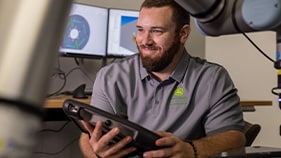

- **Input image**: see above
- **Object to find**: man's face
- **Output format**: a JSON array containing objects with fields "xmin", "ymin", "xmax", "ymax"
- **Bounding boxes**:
[{"xmin": 136, "ymin": 6, "xmax": 181, "ymax": 72}]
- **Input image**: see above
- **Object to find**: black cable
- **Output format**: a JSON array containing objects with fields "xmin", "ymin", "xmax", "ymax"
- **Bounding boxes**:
[
  {"xmin": 46, "ymin": 72, "xmax": 67, "ymax": 98},
  {"xmin": 33, "ymin": 137, "xmax": 80, "ymax": 156},
  {"xmin": 241, "ymin": 32, "xmax": 275, "ymax": 63},
  {"xmin": 231, "ymin": 0, "xmax": 275, "ymax": 63},
  {"xmin": 47, "ymin": 66, "xmax": 82, "ymax": 98},
  {"xmin": 38, "ymin": 121, "xmax": 70, "ymax": 133},
  {"xmin": 75, "ymin": 58, "xmax": 95, "ymax": 84},
  {"xmin": 47, "ymin": 73, "xmax": 67, "ymax": 98},
  {"xmin": 34, "ymin": 121, "xmax": 79, "ymax": 156},
  {"xmin": 74, "ymin": 57, "xmax": 79, "ymax": 65},
  {"xmin": 65, "ymin": 66, "xmax": 81, "ymax": 77},
  {"xmin": 231, "ymin": 1, "xmax": 280, "ymax": 97}
]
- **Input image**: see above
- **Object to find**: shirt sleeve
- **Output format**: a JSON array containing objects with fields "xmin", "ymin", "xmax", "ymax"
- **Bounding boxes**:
[
  {"xmin": 204, "ymin": 66, "xmax": 244, "ymax": 135},
  {"xmin": 90, "ymin": 69, "xmax": 116, "ymax": 114}
]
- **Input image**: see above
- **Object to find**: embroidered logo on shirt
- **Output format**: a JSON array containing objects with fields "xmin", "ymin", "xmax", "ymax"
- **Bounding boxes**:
[
  {"xmin": 174, "ymin": 88, "xmax": 184, "ymax": 96},
  {"xmin": 170, "ymin": 88, "xmax": 187, "ymax": 106}
]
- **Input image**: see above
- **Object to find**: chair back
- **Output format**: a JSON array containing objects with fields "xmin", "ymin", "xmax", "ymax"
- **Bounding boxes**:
[{"xmin": 244, "ymin": 121, "xmax": 261, "ymax": 146}]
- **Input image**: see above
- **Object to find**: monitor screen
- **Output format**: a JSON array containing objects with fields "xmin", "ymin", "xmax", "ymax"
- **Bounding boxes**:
[
  {"xmin": 107, "ymin": 8, "xmax": 139, "ymax": 57},
  {"xmin": 59, "ymin": 3, "xmax": 108, "ymax": 58}
]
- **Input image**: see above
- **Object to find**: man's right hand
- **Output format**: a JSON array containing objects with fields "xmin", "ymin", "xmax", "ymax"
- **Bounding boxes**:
[{"xmin": 82, "ymin": 121, "xmax": 137, "ymax": 158}]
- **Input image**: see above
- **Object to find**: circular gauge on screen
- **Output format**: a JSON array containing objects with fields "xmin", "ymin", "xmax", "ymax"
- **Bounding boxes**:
[{"xmin": 61, "ymin": 14, "xmax": 90, "ymax": 50}]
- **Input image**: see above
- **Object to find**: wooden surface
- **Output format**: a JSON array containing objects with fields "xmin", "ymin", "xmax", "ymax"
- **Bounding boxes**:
[
  {"xmin": 44, "ymin": 95, "xmax": 272, "ymax": 108},
  {"xmin": 45, "ymin": 95, "xmax": 91, "ymax": 108},
  {"xmin": 240, "ymin": 100, "xmax": 272, "ymax": 106}
]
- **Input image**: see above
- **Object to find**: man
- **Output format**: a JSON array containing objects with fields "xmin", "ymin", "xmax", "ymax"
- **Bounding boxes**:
[{"xmin": 80, "ymin": 0, "xmax": 246, "ymax": 157}]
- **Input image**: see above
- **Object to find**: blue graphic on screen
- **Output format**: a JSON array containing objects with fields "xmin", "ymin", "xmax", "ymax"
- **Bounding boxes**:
[
  {"xmin": 61, "ymin": 14, "xmax": 90, "ymax": 49},
  {"xmin": 120, "ymin": 16, "xmax": 138, "ymax": 53},
  {"xmin": 121, "ymin": 16, "xmax": 138, "ymax": 25}
]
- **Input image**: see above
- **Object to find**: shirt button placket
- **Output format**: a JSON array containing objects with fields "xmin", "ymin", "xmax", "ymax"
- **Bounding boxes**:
[{"xmin": 154, "ymin": 86, "xmax": 161, "ymax": 106}]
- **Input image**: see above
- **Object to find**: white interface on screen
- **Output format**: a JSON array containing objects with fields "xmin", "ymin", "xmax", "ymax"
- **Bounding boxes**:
[{"xmin": 107, "ymin": 9, "xmax": 139, "ymax": 57}]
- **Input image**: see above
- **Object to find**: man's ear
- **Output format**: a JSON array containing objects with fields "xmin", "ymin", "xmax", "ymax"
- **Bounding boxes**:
[{"xmin": 180, "ymin": 24, "xmax": 191, "ymax": 43}]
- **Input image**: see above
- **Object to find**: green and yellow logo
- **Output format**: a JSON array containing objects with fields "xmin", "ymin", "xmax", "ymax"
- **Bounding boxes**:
[{"xmin": 174, "ymin": 88, "xmax": 184, "ymax": 96}]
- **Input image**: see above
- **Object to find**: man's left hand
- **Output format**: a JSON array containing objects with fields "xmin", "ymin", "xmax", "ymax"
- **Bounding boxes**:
[{"xmin": 143, "ymin": 131, "xmax": 195, "ymax": 158}]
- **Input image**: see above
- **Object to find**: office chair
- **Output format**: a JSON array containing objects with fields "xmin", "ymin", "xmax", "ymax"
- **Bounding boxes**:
[{"xmin": 244, "ymin": 121, "xmax": 261, "ymax": 146}]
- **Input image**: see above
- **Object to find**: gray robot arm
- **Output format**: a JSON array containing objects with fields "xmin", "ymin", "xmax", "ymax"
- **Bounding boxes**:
[
  {"xmin": 175, "ymin": 0, "xmax": 281, "ymax": 36},
  {"xmin": 175, "ymin": 0, "xmax": 281, "ymax": 105}
]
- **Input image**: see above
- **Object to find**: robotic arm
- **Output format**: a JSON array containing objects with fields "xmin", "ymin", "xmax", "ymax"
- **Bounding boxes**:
[
  {"xmin": 174, "ymin": 0, "xmax": 281, "ymax": 64},
  {"xmin": 175, "ymin": 0, "xmax": 281, "ymax": 36},
  {"xmin": 175, "ymin": 0, "xmax": 281, "ymax": 104},
  {"xmin": 175, "ymin": 0, "xmax": 281, "ymax": 63}
]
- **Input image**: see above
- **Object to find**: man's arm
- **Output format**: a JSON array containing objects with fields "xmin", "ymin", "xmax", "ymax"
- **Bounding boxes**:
[
  {"xmin": 143, "ymin": 129, "xmax": 245, "ymax": 158},
  {"xmin": 193, "ymin": 130, "xmax": 246, "ymax": 158}
]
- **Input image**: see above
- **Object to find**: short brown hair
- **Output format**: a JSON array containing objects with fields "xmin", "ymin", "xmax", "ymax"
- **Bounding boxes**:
[{"xmin": 140, "ymin": 0, "xmax": 190, "ymax": 30}]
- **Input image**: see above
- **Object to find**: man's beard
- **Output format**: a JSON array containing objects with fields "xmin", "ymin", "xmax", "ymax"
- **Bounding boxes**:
[{"xmin": 138, "ymin": 35, "xmax": 181, "ymax": 72}]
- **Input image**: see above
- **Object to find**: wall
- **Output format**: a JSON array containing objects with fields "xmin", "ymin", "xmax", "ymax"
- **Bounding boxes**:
[{"xmin": 205, "ymin": 31, "xmax": 281, "ymax": 147}]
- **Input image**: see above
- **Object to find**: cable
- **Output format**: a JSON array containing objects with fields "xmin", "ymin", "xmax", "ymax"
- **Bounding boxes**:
[
  {"xmin": 34, "ymin": 121, "xmax": 79, "ymax": 156},
  {"xmin": 47, "ymin": 73, "xmax": 67, "ymax": 98},
  {"xmin": 38, "ymin": 121, "xmax": 70, "ymax": 133},
  {"xmin": 47, "ymin": 66, "xmax": 81, "ymax": 98},
  {"xmin": 231, "ymin": 0, "xmax": 275, "ymax": 63},
  {"xmin": 65, "ymin": 66, "xmax": 81, "ymax": 77},
  {"xmin": 231, "ymin": 0, "xmax": 281, "ymax": 98},
  {"xmin": 46, "ymin": 72, "xmax": 67, "ymax": 98},
  {"xmin": 241, "ymin": 32, "xmax": 275, "ymax": 63},
  {"xmin": 33, "ymin": 137, "xmax": 80, "ymax": 156},
  {"xmin": 75, "ymin": 58, "xmax": 95, "ymax": 84},
  {"xmin": 48, "ymin": 56, "xmax": 100, "ymax": 97}
]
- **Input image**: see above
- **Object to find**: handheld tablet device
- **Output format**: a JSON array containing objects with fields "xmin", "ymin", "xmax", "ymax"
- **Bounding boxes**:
[{"xmin": 62, "ymin": 99, "xmax": 162, "ymax": 156}]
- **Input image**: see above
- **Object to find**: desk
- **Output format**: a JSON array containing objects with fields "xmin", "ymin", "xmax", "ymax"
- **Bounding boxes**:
[
  {"xmin": 43, "ymin": 95, "xmax": 272, "ymax": 121},
  {"xmin": 45, "ymin": 95, "xmax": 91, "ymax": 108},
  {"xmin": 210, "ymin": 146, "xmax": 281, "ymax": 158},
  {"xmin": 43, "ymin": 95, "xmax": 90, "ymax": 121},
  {"xmin": 240, "ymin": 100, "xmax": 272, "ymax": 112}
]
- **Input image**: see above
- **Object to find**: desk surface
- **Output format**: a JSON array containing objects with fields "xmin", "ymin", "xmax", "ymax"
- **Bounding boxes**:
[
  {"xmin": 211, "ymin": 146, "xmax": 281, "ymax": 158},
  {"xmin": 44, "ymin": 95, "xmax": 272, "ymax": 108},
  {"xmin": 45, "ymin": 95, "xmax": 91, "ymax": 108}
]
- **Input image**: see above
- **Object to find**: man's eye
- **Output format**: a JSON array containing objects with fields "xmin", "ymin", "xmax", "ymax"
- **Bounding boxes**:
[
  {"xmin": 151, "ymin": 30, "xmax": 163, "ymax": 34},
  {"xmin": 137, "ymin": 29, "xmax": 144, "ymax": 33}
]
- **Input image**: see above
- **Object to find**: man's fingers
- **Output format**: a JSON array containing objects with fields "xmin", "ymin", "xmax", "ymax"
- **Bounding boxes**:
[
  {"xmin": 81, "ymin": 121, "xmax": 94, "ymax": 132},
  {"xmin": 91, "ymin": 121, "xmax": 103, "ymax": 141},
  {"xmin": 97, "ymin": 127, "xmax": 120, "ymax": 146},
  {"xmin": 103, "ymin": 136, "xmax": 136, "ymax": 157},
  {"xmin": 155, "ymin": 131, "xmax": 177, "ymax": 147}
]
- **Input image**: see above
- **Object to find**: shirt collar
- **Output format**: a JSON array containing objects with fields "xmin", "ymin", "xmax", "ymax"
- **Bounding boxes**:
[
  {"xmin": 139, "ymin": 56, "xmax": 149, "ymax": 80},
  {"xmin": 171, "ymin": 49, "xmax": 190, "ymax": 83},
  {"xmin": 139, "ymin": 49, "xmax": 190, "ymax": 82}
]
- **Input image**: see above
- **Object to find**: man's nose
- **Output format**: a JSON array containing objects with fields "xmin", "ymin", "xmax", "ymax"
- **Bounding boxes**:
[{"xmin": 140, "ymin": 32, "xmax": 153, "ymax": 45}]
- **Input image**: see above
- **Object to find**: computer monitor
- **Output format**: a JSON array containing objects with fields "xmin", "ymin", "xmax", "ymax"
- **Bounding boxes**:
[
  {"xmin": 107, "ymin": 8, "xmax": 139, "ymax": 57},
  {"xmin": 59, "ymin": 3, "xmax": 108, "ymax": 58}
]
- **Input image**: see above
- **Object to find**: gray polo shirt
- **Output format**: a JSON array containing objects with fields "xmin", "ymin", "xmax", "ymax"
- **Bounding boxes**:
[{"xmin": 91, "ymin": 50, "xmax": 244, "ymax": 141}]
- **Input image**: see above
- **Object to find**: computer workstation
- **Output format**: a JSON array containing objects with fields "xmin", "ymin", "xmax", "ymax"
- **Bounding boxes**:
[{"xmin": 59, "ymin": 3, "xmax": 139, "ymax": 59}]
